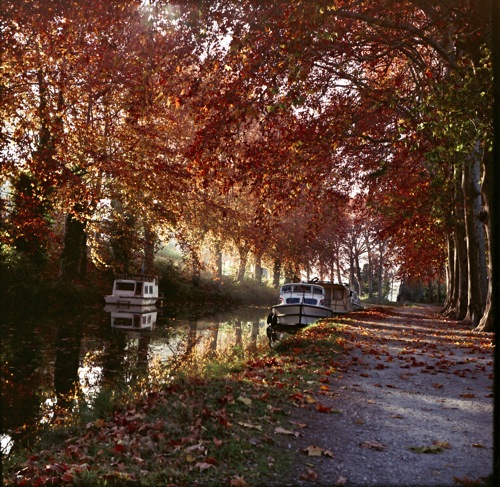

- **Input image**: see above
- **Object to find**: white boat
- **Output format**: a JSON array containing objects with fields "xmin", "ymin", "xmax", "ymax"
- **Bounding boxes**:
[
  {"xmin": 104, "ymin": 274, "xmax": 163, "ymax": 307},
  {"xmin": 269, "ymin": 283, "xmax": 334, "ymax": 326},
  {"xmin": 269, "ymin": 281, "xmax": 357, "ymax": 326},
  {"xmin": 350, "ymin": 289, "xmax": 362, "ymax": 309}
]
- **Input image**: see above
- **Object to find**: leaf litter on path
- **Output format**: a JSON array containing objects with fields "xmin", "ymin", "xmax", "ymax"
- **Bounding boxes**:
[{"xmin": 282, "ymin": 305, "xmax": 493, "ymax": 486}]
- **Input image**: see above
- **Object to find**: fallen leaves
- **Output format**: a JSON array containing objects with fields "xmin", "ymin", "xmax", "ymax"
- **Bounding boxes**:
[
  {"xmin": 302, "ymin": 445, "xmax": 334, "ymax": 458},
  {"xmin": 274, "ymin": 426, "xmax": 299, "ymax": 437},
  {"xmin": 360, "ymin": 440, "xmax": 385, "ymax": 451},
  {"xmin": 409, "ymin": 440, "xmax": 451, "ymax": 454},
  {"xmin": 230, "ymin": 476, "xmax": 251, "ymax": 487}
]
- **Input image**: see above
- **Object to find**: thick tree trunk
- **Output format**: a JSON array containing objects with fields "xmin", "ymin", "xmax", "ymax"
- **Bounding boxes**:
[
  {"xmin": 476, "ymin": 150, "xmax": 493, "ymax": 331},
  {"xmin": 462, "ymin": 146, "xmax": 488, "ymax": 324},
  {"xmin": 236, "ymin": 245, "xmax": 249, "ymax": 282},
  {"xmin": 444, "ymin": 165, "xmax": 468, "ymax": 321},
  {"xmin": 60, "ymin": 212, "xmax": 87, "ymax": 281}
]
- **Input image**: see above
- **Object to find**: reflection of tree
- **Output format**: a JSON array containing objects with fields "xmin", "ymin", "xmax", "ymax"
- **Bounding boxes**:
[
  {"xmin": 209, "ymin": 320, "xmax": 220, "ymax": 354},
  {"xmin": 54, "ymin": 316, "xmax": 83, "ymax": 409},
  {"xmin": 100, "ymin": 330, "xmax": 128, "ymax": 387},
  {"xmin": 130, "ymin": 333, "xmax": 151, "ymax": 384},
  {"xmin": 2, "ymin": 316, "xmax": 44, "ymax": 442},
  {"xmin": 235, "ymin": 320, "xmax": 242, "ymax": 348},
  {"xmin": 250, "ymin": 319, "xmax": 260, "ymax": 350},
  {"xmin": 184, "ymin": 321, "xmax": 198, "ymax": 358}
]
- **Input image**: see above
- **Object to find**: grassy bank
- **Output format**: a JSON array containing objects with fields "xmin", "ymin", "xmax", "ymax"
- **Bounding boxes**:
[{"xmin": 5, "ymin": 319, "xmax": 346, "ymax": 486}]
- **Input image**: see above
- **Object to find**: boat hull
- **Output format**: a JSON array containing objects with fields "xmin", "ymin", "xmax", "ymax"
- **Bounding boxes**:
[
  {"xmin": 104, "ymin": 295, "xmax": 159, "ymax": 307},
  {"xmin": 272, "ymin": 303, "xmax": 333, "ymax": 326}
]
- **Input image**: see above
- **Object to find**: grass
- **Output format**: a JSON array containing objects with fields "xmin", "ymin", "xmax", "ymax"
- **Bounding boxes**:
[{"xmin": 4, "ymin": 318, "xmax": 347, "ymax": 486}]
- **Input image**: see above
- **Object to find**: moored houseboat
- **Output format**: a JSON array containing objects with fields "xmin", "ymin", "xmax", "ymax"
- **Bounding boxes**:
[
  {"xmin": 268, "ymin": 280, "xmax": 359, "ymax": 327},
  {"xmin": 104, "ymin": 274, "xmax": 163, "ymax": 307}
]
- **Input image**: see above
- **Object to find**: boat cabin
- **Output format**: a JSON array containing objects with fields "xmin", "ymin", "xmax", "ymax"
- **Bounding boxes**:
[
  {"xmin": 105, "ymin": 273, "xmax": 162, "ymax": 307},
  {"xmin": 314, "ymin": 281, "xmax": 351, "ymax": 313},
  {"xmin": 279, "ymin": 283, "xmax": 326, "ymax": 306}
]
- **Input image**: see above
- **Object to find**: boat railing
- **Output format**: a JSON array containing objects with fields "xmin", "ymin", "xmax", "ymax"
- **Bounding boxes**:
[{"xmin": 115, "ymin": 273, "xmax": 161, "ymax": 284}]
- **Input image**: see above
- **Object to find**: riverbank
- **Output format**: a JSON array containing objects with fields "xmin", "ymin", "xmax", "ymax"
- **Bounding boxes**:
[{"xmin": 4, "ymin": 305, "xmax": 493, "ymax": 486}]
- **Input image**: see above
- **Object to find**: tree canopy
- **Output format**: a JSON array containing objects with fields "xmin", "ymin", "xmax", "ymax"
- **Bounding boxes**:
[{"xmin": 0, "ymin": 0, "xmax": 493, "ymax": 327}]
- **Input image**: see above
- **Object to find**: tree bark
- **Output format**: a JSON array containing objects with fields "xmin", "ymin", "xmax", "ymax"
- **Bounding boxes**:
[
  {"xmin": 236, "ymin": 244, "xmax": 249, "ymax": 282},
  {"xmin": 462, "ymin": 145, "xmax": 488, "ymax": 323},
  {"xmin": 142, "ymin": 224, "xmax": 155, "ymax": 274},
  {"xmin": 377, "ymin": 242, "xmax": 384, "ymax": 303},
  {"xmin": 442, "ymin": 233, "xmax": 454, "ymax": 313},
  {"xmin": 273, "ymin": 260, "xmax": 281, "ymax": 288},
  {"xmin": 60, "ymin": 212, "xmax": 87, "ymax": 281},
  {"xmin": 476, "ymin": 150, "xmax": 493, "ymax": 331},
  {"xmin": 254, "ymin": 251, "xmax": 263, "ymax": 282}
]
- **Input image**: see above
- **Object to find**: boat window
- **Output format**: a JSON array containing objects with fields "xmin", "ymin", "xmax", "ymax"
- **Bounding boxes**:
[
  {"xmin": 116, "ymin": 282, "xmax": 135, "ymax": 291},
  {"xmin": 134, "ymin": 282, "xmax": 143, "ymax": 295},
  {"xmin": 303, "ymin": 298, "xmax": 317, "ymax": 305},
  {"xmin": 313, "ymin": 286, "xmax": 324, "ymax": 295},
  {"xmin": 281, "ymin": 285, "xmax": 293, "ymax": 293},
  {"xmin": 286, "ymin": 298, "xmax": 301, "ymax": 304},
  {"xmin": 293, "ymin": 285, "xmax": 311, "ymax": 293}
]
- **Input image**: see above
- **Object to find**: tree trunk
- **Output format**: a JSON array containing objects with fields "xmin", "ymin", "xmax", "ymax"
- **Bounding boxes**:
[
  {"xmin": 367, "ymin": 240, "xmax": 374, "ymax": 298},
  {"xmin": 476, "ymin": 150, "xmax": 493, "ymax": 331},
  {"xmin": 273, "ymin": 260, "xmax": 281, "ymax": 288},
  {"xmin": 214, "ymin": 242, "xmax": 223, "ymax": 279},
  {"xmin": 254, "ymin": 251, "xmax": 263, "ymax": 282},
  {"xmin": 354, "ymin": 249, "xmax": 362, "ymax": 294},
  {"xmin": 462, "ymin": 146, "xmax": 488, "ymax": 323},
  {"xmin": 442, "ymin": 234, "xmax": 455, "ymax": 313},
  {"xmin": 377, "ymin": 243, "xmax": 384, "ymax": 303},
  {"xmin": 142, "ymin": 224, "xmax": 155, "ymax": 274},
  {"xmin": 427, "ymin": 281, "xmax": 434, "ymax": 303},
  {"xmin": 444, "ymin": 165, "xmax": 468, "ymax": 321},
  {"xmin": 60, "ymin": 212, "xmax": 87, "ymax": 281},
  {"xmin": 236, "ymin": 244, "xmax": 249, "ymax": 282}
]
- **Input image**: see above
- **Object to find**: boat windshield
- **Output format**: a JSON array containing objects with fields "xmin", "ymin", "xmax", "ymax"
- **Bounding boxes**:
[
  {"xmin": 281, "ymin": 284, "xmax": 325, "ymax": 295},
  {"xmin": 116, "ymin": 282, "xmax": 135, "ymax": 291}
]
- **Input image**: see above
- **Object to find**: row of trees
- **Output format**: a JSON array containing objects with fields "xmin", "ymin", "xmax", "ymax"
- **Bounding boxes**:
[{"xmin": 0, "ymin": 1, "xmax": 492, "ymax": 328}]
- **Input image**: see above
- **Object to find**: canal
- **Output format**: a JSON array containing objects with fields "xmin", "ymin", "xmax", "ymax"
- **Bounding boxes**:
[{"xmin": 1, "ymin": 304, "xmax": 271, "ymax": 457}]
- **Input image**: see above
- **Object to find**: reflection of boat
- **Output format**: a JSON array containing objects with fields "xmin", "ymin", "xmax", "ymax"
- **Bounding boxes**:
[
  {"xmin": 269, "ymin": 281, "xmax": 358, "ymax": 327},
  {"xmin": 105, "ymin": 304, "xmax": 158, "ymax": 330},
  {"xmin": 104, "ymin": 274, "xmax": 163, "ymax": 307}
]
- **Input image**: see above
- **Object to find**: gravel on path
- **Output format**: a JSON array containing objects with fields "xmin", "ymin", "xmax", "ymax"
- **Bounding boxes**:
[{"xmin": 281, "ymin": 305, "xmax": 493, "ymax": 487}]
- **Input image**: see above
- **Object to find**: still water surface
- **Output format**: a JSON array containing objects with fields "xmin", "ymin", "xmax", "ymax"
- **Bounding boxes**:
[{"xmin": 1, "ymin": 305, "xmax": 270, "ymax": 454}]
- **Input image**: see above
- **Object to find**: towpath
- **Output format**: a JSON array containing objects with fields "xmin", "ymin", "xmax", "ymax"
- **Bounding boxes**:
[{"xmin": 282, "ymin": 305, "xmax": 493, "ymax": 487}]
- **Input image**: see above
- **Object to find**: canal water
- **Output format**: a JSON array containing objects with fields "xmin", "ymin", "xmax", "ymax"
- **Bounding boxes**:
[{"xmin": 1, "ymin": 304, "xmax": 271, "ymax": 457}]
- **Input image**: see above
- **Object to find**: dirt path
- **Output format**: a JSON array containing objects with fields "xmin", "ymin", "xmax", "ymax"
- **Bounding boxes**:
[{"xmin": 284, "ymin": 305, "xmax": 493, "ymax": 487}]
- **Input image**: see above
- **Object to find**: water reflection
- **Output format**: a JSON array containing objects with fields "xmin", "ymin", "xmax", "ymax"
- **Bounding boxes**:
[
  {"xmin": 105, "ymin": 304, "xmax": 158, "ymax": 330},
  {"xmin": 1, "ymin": 305, "xmax": 270, "ymax": 457}
]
